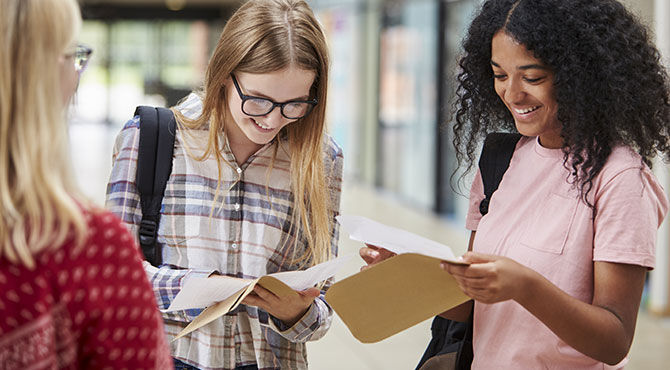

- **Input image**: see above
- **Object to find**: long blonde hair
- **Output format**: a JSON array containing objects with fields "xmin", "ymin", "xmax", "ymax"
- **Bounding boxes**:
[
  {"xmin": 175, "ymin": 0, "xmax": 333, "ymax": 267},
  {"xmin": 0, "ymin": 0, "xmax": 87, "ymax": 269}
]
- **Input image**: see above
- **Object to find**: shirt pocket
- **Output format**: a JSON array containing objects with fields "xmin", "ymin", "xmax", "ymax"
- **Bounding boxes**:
[{"xmin": 519, "ymin": 193, "xmax": 579, "ymax": 255}]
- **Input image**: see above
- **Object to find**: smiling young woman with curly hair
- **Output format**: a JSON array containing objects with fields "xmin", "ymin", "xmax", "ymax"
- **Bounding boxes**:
[
  {"xmin": 440, "ymin": 0, "xmax": 670, "ymax": 368},
  {"xmin": 362, "ymin": 0, "xmax": 670, "ymax": 368}
]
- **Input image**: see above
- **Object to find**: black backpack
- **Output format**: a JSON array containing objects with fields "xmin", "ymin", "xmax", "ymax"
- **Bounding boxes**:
[
  {"xmin": 134, "ymin": 106, "xmax": 176, "ymax": 267},
  {"xmin": 416, "ymin": 133, "xmax": 522, "ymax": 370}
]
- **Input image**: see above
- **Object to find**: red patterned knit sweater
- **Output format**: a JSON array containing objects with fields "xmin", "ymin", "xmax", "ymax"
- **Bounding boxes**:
[{"xmin": 0, "ymin": 209, "xmax": 173, "ymax": 369}]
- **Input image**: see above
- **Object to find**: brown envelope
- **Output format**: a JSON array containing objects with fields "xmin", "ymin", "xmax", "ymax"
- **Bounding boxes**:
[
  {"xmin": 325, "ymin": 253, "xmax": 470, "ymax": 343},
  {"xmin": 172, "ymin": 275, "xmax": 300, "ymax": 341}
]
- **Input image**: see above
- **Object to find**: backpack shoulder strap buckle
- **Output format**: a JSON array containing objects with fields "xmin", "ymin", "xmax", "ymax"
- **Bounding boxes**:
[{"xmin": 138, "ymin": 218, "xmax": 158, "ymax": 246}]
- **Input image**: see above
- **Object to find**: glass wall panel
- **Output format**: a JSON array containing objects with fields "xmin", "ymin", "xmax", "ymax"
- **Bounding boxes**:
[
  {"xmin": 315, "ymin": 1, "xmax": 365, "ymax": 178},
  {"xmin": 74, "ymin": 20, "xmax": 212, "ymax": 127},
  {"xmin": 378, "ymin": 0, "xmax": 438, "ymax": 210},
  {"xmin": 437, "ymin": 0, "xmax": 479, "ymax": 221}
]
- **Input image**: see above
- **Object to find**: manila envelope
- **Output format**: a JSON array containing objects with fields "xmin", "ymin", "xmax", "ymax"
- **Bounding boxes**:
[
  {"xmin": 173, "ymin": 275, "xmax": 300, "ymax": 341},
  {"xmin": 325, "ymin": 253, "xmax": 469, "ymax": 343}
]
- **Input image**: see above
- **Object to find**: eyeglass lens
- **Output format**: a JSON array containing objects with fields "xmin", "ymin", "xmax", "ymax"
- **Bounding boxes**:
[
  {"xmin": 242, "ymin": 99, "xmax": 311, "ymax": 119},
  {"xmin": 74, "ymin": 45, "xmax": 92, "ymax": 73}
]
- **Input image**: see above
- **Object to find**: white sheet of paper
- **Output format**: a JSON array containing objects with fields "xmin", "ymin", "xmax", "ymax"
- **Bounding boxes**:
[
  {"xmin": 267, "ymin": 254, "xmax": 354, "ymax": 290},
  {"xmin": 166, "ymin": 254, "xmax": 354, "ymax": 312},
  {"xmin": 336, "ymin": 215, "xmax": 460, "ymax": 262},
  {"xmin": 166, "ymin": 276, "xmax": 250, "ymax": 312}
]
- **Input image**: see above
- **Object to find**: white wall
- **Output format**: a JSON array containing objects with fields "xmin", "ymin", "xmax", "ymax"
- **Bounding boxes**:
[
  {"xmin": 650, "ymin": 0, "xmax": 670, "ymax": 315},
  {"xmin": 620, "ymin": 0, "xmax": 654, "ymax": 26}
]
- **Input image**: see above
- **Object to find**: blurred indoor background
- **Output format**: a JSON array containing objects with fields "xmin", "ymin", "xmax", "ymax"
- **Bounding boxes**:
[{"xmin": 69, "ymin": 0, "xmax": 670, "ymax": 368}]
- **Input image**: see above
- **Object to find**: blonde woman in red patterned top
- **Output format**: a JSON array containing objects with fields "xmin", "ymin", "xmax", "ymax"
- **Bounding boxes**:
[{"xmin": 0, "ymin": 0, "xmax": 173, "ymax": 368}]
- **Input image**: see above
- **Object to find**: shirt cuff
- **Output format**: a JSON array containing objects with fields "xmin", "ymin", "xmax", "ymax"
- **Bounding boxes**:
[
  {"xmin": 268, "ymin": 301, "xmax": 321, "ymax": 341},
  {"xmin": 159, "ymin": 268, "xmax": 217, "ymax": 322},
  {"xmin": 184, "ymin": 268, "xmax": 217, "ymax": 283}
]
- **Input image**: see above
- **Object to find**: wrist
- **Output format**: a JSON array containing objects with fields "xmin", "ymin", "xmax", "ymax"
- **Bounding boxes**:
[
  {"xmin": 514, "ymin": 264, "xmax": 540, "ymax": 305},
  {"xmin": 284, "ymin": 304, "xmax": 312, "ymax": 327}
]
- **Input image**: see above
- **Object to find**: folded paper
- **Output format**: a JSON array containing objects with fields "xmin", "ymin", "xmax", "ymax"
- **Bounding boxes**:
[
  {"xmin": 168, "ymin": 254, "xmax": 354, "ymax": 340},
  {"xmin": 324, "ymin": 215, "xmax": 470, "ymax": 343},
  {"xmin": 336, "ymin": 214, "xmax": 467, "ymax": 263}
]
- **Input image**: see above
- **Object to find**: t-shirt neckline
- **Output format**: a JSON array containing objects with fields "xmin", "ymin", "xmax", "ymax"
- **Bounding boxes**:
[{"xmin": 533, "ymin": 136, "xmax": 564, "ymax": 159}]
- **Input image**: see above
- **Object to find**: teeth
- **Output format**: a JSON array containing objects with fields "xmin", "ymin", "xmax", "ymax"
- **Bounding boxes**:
[
  {"xmin": 253, "ymin": 119, "xmax": 270, "ymax": 130},
  {"xmin": 514, "ymin": 106, "xmax": 540, "ymax": 114}
]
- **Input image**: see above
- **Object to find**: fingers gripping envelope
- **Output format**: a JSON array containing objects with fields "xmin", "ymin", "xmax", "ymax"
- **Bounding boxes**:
[{"xmin": 325, "ymin": 215, "xmax": 470, "ymax": 343}]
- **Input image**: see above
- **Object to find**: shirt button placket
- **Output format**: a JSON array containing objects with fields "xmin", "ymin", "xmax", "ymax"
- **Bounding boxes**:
[
  {"xmin": 234, "ymin": 167, "xmax": 243, "ymax": 274},
  {"xmin": 229, "ymin": 167, "xmax": 243, "ymax": 274}
]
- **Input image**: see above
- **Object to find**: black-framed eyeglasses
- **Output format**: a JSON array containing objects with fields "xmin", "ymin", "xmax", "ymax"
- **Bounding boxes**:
[
  {"xmin": 231, "ymin": 74, "xmax": 317, "ymax": 120},
  {"xmin": 65, "ymin": 44, "xmax": 93, "ymax": 73}
]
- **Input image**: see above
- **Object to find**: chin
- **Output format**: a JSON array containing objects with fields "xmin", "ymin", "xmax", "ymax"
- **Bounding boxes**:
[
  {"xmin": 255, "ymin": 138, "xmax": 273, "ymax": 145},
  {"xmin": 249, "ymin": 134, "xmax": 276, "ymax": 146},
  {"xmin": 513, "ymin": 124, "xmax": 535, "ymax": 137},
  {"xmin": 514, "ymin": 122, "xmax": 550, "ymax": 138}
]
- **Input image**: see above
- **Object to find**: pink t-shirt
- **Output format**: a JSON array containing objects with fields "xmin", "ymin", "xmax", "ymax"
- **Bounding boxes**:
[{"xmin": 466, "ymin": 136, "xmax": 668, "ymax": 369}]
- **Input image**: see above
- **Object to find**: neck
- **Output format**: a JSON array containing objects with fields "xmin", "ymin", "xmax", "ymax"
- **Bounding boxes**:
[
  {"xmin": 228, "ymin": 138, "xmax": 262, "ymax": 166},
  {"xmin": 223, "ymin": 119, "xmax": 263, "ymax": 165}
]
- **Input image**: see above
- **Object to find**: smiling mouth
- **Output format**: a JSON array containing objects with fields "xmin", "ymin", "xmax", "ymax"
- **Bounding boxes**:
[
  {"xmin": 252, "ymin": 119, "xmax": 271, "ymax": 130},
  {"xmin": 514, "ymin": 106, "xmax": 540, "ymax": 114}
]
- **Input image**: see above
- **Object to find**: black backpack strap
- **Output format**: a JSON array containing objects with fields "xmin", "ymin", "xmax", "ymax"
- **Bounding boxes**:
[
  {"xmin": 135, "ymin": 106, "xmax": 176, "ymax": 267},
  {"xmin": 477, "ymin": 133, "xmax": 522, "ymax": 216},
  {"xmin": 416, "ymin": 133, "xmax": 522, "ymax": 370}
]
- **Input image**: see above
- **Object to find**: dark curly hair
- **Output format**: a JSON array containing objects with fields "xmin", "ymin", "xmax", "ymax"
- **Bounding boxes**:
[{"xmin": 453, "ymin": 0, "xmax": 670, "ymax": 206}]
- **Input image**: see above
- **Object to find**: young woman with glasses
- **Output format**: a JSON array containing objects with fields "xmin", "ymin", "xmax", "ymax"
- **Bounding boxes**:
[
  {"xmin": 0, "ymin": 0, "xmax": 172, "ymax": 368},
  {"xmin": 105, "ymin": 0, "xmax": 343, "ymax": 369}
]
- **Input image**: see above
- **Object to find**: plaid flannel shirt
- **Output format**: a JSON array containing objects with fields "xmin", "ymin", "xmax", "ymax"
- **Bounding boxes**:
[{"xmin": 105, "ymin": 94, "xmax": 343, "ymax": 370}]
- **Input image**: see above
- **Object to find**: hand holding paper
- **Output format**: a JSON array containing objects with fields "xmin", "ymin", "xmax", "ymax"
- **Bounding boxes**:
[
  {"xmin": 242, "ymin": 285, "xmax": 320, "ymax": 327},
  {"xmin": 359, "ymin": 244, "xmax": 397, "ymax": 271},
  {"xmin": 167, "ymin": 254, "xmax": 354, "ymax": 340},
  {"xmin": 326, "ymin": 215, "xmax": 471, "ymax": 343},
  {"xmin": 338, "ymin": 214, "xmax": 468, "ymax": 264}
]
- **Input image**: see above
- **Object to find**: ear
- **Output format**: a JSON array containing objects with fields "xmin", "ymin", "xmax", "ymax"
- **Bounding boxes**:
[
  {"xmin": 220, "ymin": 76, "xmax": 232, "ymax": 96},
  {"xmin": 221, "ymin": 76, "xmax": 231, "ymax": 91}
]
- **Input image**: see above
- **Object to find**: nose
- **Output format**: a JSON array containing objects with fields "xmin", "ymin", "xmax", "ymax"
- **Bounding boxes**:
[
  {"xmin": 504, "ymin": 77, "xmax": 526, "ymax": 104},
  {"xmin": 263, "ymin": 105, "xmax": 287, "ymax": 127}
]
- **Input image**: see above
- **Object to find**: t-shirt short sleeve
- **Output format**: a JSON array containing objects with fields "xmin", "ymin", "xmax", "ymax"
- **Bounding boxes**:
[
  {"xmin": 593, "ymin": 167, "xmax": 668, "ymax": 269},
  {"xmin": 466, "ymin": 169, "xmax": 485, "ymax": 231}
]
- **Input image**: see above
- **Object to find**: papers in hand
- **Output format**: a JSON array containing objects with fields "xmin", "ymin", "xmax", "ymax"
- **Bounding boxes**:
[
  {"xmin": 168, "ymin": 254, "xmax": 353, "ymax": 311},
  {"xmin": 325, "ymin": 214, "xmax": 470, "ymax": 343},
  {"xmin": 336, "ymin": 214, "xmax": 467, "ymax": 264},
  {"xmin": 167, "ymin": 254, "xmax": 353, "ymax": 340}
]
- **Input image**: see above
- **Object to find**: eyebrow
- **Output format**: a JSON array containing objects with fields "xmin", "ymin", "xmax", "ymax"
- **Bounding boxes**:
[
  {"xmin": 245, "ymin": 87, "xmax": 311, "ymax": 102},
  {"xmin": 490, "ymin": 60, "xmax": 549, "ymax": 71}
]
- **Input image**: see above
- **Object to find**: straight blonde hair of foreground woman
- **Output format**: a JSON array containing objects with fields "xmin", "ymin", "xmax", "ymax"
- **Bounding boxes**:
[{"xmin": 0, "ymin": 0, "xmax": 173, "ymax": 368}]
